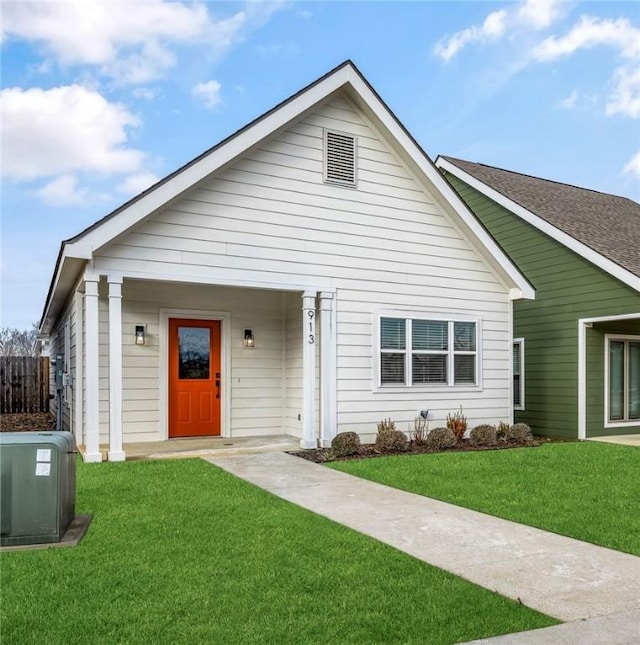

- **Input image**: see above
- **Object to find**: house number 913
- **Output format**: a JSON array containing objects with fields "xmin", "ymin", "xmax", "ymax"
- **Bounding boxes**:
[{"xmin": 307, "ymin": 310, "xmax": 315, "ymax": 345}]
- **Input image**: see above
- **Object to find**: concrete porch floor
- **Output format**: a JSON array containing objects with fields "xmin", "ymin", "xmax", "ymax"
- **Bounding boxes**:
[
  {"xmin": 587, "ymin": 434, "xmax": 640, "ymax": 447},
  {"xmin": 85, "ymin": 435, "xmax": 301, "ymax": 461}
]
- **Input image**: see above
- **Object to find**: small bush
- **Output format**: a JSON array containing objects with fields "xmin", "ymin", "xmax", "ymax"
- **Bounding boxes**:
[
  {"xmin": 446, "ymin": 406, "xmax": 468, "ymax": 442},
  {"xmin": 470, "ymin": 424, "xmax": 497, "ymax": 447},
  {"xmin": 375, "ymin": 419, "xmax": 408, "ymax": 453},
  {"xmin": 507, "ymin": 423, "xmax": 534, "ymax": 443},
  {"xmin": 331, "ymin": 432, "xmax": 362, "ymax": 457},
  {"xmin": 411, "ymin": 416, "xmax": 429, "ymax": 445},
  {"xmin": 496, "ymin": 421, "xmax": 510, "ymax": 441},
  {"xmin": 425, "ymin": 427, "xmax": 457, "ymax": 450}
]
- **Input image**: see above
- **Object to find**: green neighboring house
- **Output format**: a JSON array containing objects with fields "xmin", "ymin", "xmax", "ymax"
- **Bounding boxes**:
[{"xmin": 436, "ymin": 157, "xmax": 640, "ymax": 439}]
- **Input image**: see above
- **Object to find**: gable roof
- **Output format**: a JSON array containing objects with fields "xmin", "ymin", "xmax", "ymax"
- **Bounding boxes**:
[
  {"xmin": 40, "ymin": 61, "xmax": 534, "ymax": 333},
  {"xmin": 437, "ymin": 156, "xmax": 640, "ymax": 293}
]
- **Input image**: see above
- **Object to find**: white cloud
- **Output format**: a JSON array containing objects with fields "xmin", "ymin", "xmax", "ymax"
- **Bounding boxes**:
[
  {"xmin": 192, "ymin": 80, "xmax": 222, "ymax": 109},
  {"xmin": 516, "ymin": 0, "xmax": 563, "ymax": 30},
  {"xmin": 532, "ymin": 16, "xmax": 640, "ymax": 121},
  {"xmin": 0, "ymin": 85, "xmax": 144, "ymax": 180},
  {"xmin": 35, "ymin": 174, "xmax": 87, "ymax": 206},
  {"xmin": 606, "ymin": 67, "xmax": 640, "ymax": 118},
  {"xmin": 434, "ymin": 0, "xmax": 565, "ymax": 62},
  {"xmin": 623, "ymin": 150, "xmax": 640, "ymax": 178},
  {"xmin": 0, "ymin": 1, "xmax": 248, "ymax": 84},
  {"xmin": 559, "ymin": 89, "xmax": 579, "ymax": 109},
  {"xmin": 132, "ymin": 87, "xmax": 159, "ymax": 101},
  {"xmin": 117, "ymin": 172, "xmax": 160, "ymax": 195},
  {"xmin": 435, "ymin": 9, "xmax": 507, "ymax": 62},
  {"xmin": 532, "ymin": 16, "xmax": 640, "ymax": 62}
]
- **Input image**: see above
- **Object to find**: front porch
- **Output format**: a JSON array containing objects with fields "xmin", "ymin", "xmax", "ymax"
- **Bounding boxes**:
[{"xmin": 80, "ymin": 434, "xmax": 301, "ymax": 461}]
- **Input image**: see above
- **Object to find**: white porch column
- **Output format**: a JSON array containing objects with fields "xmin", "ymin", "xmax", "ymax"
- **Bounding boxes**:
[
  {"xmin": 301, "ymin": 291, "xmax": 317, "ymax": 449},
  {"xmin": 108, "ymin": 276, "xmax": 125, "ymax": 461},
  {"xmin": 84, "ymin": 275, "xmax": 101, "ymax": 463},
  {"xmin": 74, "ymin": 289, "xmax": 84, "ymax": 447},
  {"xmin": 319, "ymin": 292, "xmax": 337, "ymax": 448}
]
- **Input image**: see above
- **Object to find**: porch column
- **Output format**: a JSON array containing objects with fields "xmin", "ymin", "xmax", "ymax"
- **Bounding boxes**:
[
  {"xmin": 84, "ymin": 274, "xmax": 101, "ymax": 463},
  {"xmin": 74, "ymin": 289, "xmax": 84, "ymax": 447},
  {"xmin": 108, "ymin": 276, "xmax": 125, "ymax": 461},
  {"xmin": 319, "ymin": 292, "xmax": 336, "ymax": 448},
  {"xmin": 301, "ymin": 291, "xmax": 317, "ymax": 449}
]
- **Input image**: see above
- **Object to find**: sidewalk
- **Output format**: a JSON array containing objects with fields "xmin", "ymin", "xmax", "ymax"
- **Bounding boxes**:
[{"xmin": 206, "ymin": 452, "xmax": 640, "ymax": 628}]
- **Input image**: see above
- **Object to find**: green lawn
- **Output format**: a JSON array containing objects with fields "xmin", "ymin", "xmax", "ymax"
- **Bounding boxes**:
[
  {"xmin": 1, "ymin": 459, "xmax": 555, "ymax": 645},
  {"xmin": 331, "ymin": 442, "xmax": 640, "ymax": 555}
]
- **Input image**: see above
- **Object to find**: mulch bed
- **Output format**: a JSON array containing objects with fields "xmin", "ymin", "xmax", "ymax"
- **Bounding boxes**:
[
  {"xmin": 289, "ymin": 438, "xmax": 542, "ymax": 463},
  {"xmin": 0, "ymin": 413, "xmax": 57, "ymax": 433}
]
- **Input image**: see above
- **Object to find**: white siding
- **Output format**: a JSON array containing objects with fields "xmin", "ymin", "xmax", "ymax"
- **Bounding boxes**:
[{"xmin": 92, "ymin": 92, "xmax": 512, "ymax": 442}]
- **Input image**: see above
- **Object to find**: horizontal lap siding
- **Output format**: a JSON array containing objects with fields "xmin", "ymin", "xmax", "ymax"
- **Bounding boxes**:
[
  {"xmin": 446, "ymin": 173, "xmax": 640, "ymax": 438},
  {"xmin": 117, "ymin": 281, "xmax": 286, "ymax": 441},
  {"xmin": 94, "ymin": 93, "xmax": 513, "ymax": 440}
]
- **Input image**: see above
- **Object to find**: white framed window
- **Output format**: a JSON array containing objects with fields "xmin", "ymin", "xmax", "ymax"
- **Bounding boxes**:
[
  {"xmin": 513, "ymin": 338, "xmax": 524, "ymax": 410},
  {"xmin": 605, "ymin": 335, "xmax": 640, "ymax": 425},
  {"xmin": 323, "ymin": 129, "xmax": 357, "ymax": 187},
  {"xmin": 378, "ymin": 314, "xmax": 479, "ymax": 388}
]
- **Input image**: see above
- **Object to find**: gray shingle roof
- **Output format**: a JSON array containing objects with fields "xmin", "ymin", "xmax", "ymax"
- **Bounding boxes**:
[{"xmin": 442, "ymin": 156, "xmax": 640, "ymax": 279}]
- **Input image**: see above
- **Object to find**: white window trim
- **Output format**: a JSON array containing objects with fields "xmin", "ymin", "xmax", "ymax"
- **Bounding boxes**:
[
  {"xmin": 323, "ymin": 128, "xmax": 357, "ymax": 188},
  {"xmin": 373, "ymin": 311, "xmax": 483, "ymax": 393},
  {"xmin": 513, "ymin": 337, "xmax": 525, "ymax": 411},
  {"xmin": 604, "ymin": 333, "xmax": 640, "ymax": 428}
]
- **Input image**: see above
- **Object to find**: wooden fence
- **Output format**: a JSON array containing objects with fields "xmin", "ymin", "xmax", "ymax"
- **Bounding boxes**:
[{"xmin": 0, "ymin": 356, "xmax": 50, "ymax": 414}]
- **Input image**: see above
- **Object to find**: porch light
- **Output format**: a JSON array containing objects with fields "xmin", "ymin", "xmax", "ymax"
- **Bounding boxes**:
[
  {"xmin": 135, "ymin": 325, "xmax": 146, "ymax": 346},
  {"xmin": 243, "ymin": 329, "xmax": 255, "ymax": 348}
]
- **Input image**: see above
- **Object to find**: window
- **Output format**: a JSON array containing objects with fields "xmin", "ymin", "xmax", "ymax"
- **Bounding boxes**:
[
  {"xmin": 324, "ymin": 130, "xmax": 356, "ymax": 187},
  {"xmin": 513, "ymin": 338, "xmax": 524, "ymax": 410},
  {"xmin": 380, "ymin": 316, "xmax": 478, "ymax": 387},
  {"xmin": 607, "ymin": 336, "xmax": 640, "ymax": 423}
]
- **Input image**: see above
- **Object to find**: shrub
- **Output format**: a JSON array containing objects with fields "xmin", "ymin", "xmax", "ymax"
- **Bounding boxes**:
[
  {"xmin": 507, "ymin": 423, "xmax": 534, "ymax": 443},
  {"xmin": 446, "ymin": 406, "xmax": 468, "ymax": 442},
  {"xmin": 331, "ymin": 432, "xmax": 362, "ymax": 457},
  {"xmin": 411, "ymin": 416, "xmax": 429, "ymax": 445},
  {"xmin": 496, "ymin": 421, "xmax": 510, "ymax": 441},
  {"xmin": 470, "ymin": 424, "xmax": 497, "ymax": 447},
  {"xmin": 425, "ymin": 427, "xmax": 457, "ymax": 450},
  {"xmin": 375, "ymin": 419, "xmax": 408, "ymax": 453}
]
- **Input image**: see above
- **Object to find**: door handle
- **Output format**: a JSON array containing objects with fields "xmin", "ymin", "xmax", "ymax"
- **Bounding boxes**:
[{"xmin": 216, "ymin": 379, "xmax": 220, "ymax": 398}]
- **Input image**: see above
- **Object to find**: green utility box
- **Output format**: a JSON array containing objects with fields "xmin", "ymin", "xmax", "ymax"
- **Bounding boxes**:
[{"xmin": 0, "ymin": 432, "xmax": 77, "ymax": 547}]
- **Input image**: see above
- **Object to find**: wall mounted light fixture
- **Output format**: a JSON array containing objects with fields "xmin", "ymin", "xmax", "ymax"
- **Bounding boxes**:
[
  {"xmin": 135, "ymin": 325, "xmax": 146, "ymax": 346},
  {"xmin": 243, "ymin": 329, "xmax": 255, "ymax": 348}
]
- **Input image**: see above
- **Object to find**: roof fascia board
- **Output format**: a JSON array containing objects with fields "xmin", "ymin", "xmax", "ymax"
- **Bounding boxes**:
[
  {"xmin": 77, "ymin": 66, "xmax": 354, "ymax": 253},
  {"xmin": 345, "ymin": 75, "xmax": 534, "ymax": 300},
  {"xmin": 437, "ymin": 157, "xmax": 640, "ymax": 293}
]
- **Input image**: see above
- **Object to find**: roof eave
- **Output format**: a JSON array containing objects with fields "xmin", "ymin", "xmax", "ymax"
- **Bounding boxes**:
[{"xmin": 437, "ymin": 156, "xmax": 640, "ymax": 294}]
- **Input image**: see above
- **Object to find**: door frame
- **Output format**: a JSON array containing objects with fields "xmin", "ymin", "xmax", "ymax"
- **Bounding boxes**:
[{"xmin": 160, "ymin": 308, "xmax": 231, "ymax": 440}]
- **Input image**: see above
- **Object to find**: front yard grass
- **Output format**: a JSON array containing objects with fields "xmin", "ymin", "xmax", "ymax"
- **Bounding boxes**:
[
  {"xmin": 1, "ymin": 458, "xmax": 556, "ymax": 645},
  {"xmin": 331, "ymin": 442, "xmax": 640, "ymax": 555}
]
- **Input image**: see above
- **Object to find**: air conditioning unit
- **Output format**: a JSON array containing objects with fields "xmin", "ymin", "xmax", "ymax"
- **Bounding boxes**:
[{"xmin": 0, "ymin": 432, "xmax": 76, "ymax": 547}]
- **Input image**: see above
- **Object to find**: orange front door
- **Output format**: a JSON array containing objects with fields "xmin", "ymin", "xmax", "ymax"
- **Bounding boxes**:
[{"xmin": 168, "ymin": 318, "xmax": 221, "ymax": 438}]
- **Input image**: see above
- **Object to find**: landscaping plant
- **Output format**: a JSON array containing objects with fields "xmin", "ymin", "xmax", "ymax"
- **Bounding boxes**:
[{"xmin": 446, "ymin": 406, "xmax": 467, "ymax": 441}]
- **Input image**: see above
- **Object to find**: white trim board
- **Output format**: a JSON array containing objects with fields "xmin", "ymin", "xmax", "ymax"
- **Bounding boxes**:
[
  {"xmin": 577, "ymin": 313, "xmax": 640, "ymax": 439},
  {"xmin": 437, "ymin": 157, "xmax": 640, "ymax": 294}
]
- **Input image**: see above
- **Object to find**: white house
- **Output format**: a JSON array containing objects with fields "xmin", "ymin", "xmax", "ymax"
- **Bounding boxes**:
[{"xmin": 40, "ymin": 61, "xmax": 534, "ymax": 462}]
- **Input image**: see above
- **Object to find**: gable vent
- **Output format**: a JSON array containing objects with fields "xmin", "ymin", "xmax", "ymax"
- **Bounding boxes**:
[{"xmin": 324, "ymin": 130, "xmax": 357, "ymax": 187}]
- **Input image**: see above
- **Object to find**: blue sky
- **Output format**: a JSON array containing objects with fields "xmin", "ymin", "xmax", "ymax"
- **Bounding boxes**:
[{"xmin": 1, "ymin": 0, "xmax": 639, "ymax": 330}]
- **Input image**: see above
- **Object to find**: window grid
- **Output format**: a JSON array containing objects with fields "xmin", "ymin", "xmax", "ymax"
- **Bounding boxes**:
[{"xmin": 380, "ymin": 317, "xmax": 478, "ymax": 387}]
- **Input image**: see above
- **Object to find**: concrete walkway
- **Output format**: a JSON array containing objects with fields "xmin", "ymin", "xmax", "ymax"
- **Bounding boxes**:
[{"xmin": 206, "ymin": 452, "xmax": 640, "ymax": 634}]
